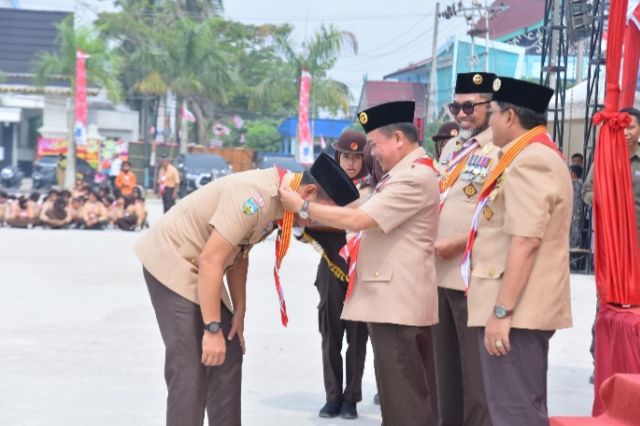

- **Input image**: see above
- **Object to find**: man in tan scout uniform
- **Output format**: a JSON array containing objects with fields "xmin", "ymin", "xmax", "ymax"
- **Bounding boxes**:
[
  {"xmin": 464, "ymin": 76, "xmax": 572, "ymax": 426},
  {"xmin": 432, "ymin": 72, "xmax": 496, "ymax": 426},
  {"xmin": 279, "ymin": 100, "xmax": 440, "ymax": 426},
  {"xmin": 135, "ymin": 153, "xmax": 358, "ymax": 426}
]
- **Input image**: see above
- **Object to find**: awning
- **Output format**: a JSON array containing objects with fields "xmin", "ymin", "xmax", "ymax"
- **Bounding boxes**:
[{"xmin": 0, "ymin": 106, "xmax": 20, "ymax": 123}]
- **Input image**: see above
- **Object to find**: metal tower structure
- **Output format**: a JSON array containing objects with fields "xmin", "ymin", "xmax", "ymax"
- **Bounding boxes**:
[{"xmin": 540, "ymin": 0, "xmax": 571, "ymax": 150}]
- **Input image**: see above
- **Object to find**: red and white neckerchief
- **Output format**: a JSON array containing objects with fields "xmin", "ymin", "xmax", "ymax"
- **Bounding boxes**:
[
  {"xmin": 339, "ymin": 156, "xmax": 437, "ymax": 301},
  {"xmin": 460, "ymin": 126, "xmax": 562, "ymax": 291},
  {"xmin": 273, "ymin": 167, "xmax": 303, "ymax": 326},
  {"xmin": 439, "ymin": 138, "xmax": 480, "ymax": 209}
]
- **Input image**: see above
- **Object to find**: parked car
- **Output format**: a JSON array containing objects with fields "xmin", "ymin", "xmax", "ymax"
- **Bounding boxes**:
[
  {"xmin": 0, "ymin": 165, "xmax": 25, "ymax": 189},
  {"xmin": 255, "ymin": 155, "xmax": 305, "ymax": 172},
  {"xmin": 32, "ymin": 155, "xmax": 96, "ymax": 189},
  {"xmin": 175, "ymin": 153, "xmax": 232, "ymax": 197}
]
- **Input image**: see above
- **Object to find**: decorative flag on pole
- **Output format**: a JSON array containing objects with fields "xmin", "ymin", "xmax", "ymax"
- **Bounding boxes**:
[
  {"xmin": 297, "ymin": 69, "xmax": 314, "ymax": 165},
  {"xmin": 319, "ymin": 135, "xmax": 327, "ymax": 149},
  {"xmin": 180, "ymin": 102, "xmax": 196, "ymax": 123},
  {"xmin": 74, "ymin": 50, "xmax": 90, "ymax": 146}
]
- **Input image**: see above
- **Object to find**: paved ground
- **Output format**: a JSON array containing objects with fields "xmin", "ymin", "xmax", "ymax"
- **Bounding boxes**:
[{"xmin": 0, "ymin": 199, "xmax": 596, "ymax": 425}]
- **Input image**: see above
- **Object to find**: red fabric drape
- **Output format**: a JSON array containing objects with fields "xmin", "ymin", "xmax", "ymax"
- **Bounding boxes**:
[
  {"xmin": 593, "ymin": 0, "xmax": 640, "ymax": 306},
  {"xmin": 620, "ymin": 8, "xmax": 640, "ymax": 109}
]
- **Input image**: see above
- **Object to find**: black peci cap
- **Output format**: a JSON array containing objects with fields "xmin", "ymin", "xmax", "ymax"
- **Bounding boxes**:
[
  {"xmin": 356, "ymin": 101, "xmax": 415, "ymax": 133},
  {"xmin": 491, "ymin": 76, "xmax": 554, "ymax": 114},
  {"xmin": 310, "ymin": 153, "xmax": 359, "ymax": 206},
  {"xmin": 455, "ymin": 72, "xmax": 497, "ymax": 94}
]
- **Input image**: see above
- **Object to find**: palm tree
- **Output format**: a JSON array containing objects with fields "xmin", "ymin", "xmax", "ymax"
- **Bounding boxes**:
[
  {"xmin": 34, "ymin": 15, "xmax": 122, "ymax": 188},
  {"xmin": 251, "ymin": 24, "xmax": 358, "ymax": 116}
]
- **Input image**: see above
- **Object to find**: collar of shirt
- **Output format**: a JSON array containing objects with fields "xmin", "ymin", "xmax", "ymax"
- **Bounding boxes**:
[{"xmin": 387, "ymin": 146, "xmax": 426, "ymax": 176}]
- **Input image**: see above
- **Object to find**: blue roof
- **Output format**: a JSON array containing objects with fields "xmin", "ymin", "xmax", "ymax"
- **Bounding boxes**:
[{"xmin": 278, "ymin": 117, "xmax": 352, "ymax": 138}]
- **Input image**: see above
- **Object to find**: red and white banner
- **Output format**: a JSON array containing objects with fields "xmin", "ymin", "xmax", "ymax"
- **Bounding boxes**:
[
  {"xmin": 297, "ymin": 69, "xmax": 314, "ymax": 165},
  {"xmin": 75, "ymin": 50, "xmax": 90, "ymax": 146}
]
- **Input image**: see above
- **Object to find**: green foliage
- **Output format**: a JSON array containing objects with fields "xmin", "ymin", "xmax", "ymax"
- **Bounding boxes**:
[
  {"xmin": 243, "ymin": 119, "xmax": 282, "ymax": 152},
  {"xmin": 33, "ymin": 15, "xmax": 123, "ymax": 102}
]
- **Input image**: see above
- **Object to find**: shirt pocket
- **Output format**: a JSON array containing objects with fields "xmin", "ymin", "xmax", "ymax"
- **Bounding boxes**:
[
  {"xmin": 471, "ymin": 263, "xmax": 505, "ymax": 280},
  {"xmin": 360, "ymin": 262, "xmax": 394, "ymax": 283}
]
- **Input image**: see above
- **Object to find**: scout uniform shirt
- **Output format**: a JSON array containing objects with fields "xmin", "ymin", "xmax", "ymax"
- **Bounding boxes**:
[
  {"xmin": 437, "ymin": 127, "xmax": 497, "ymax": 291},
  {"xmin": 340, "ymin": 147, "xmax": 440, "ymax": 327},
  {"xmin": 135, "ymin": 168, "xmax": 285, "ymax": 311},
  {"xmin": 467, "ymin": 141, "xmax": 573, "ymax": 330},
  {"xmin": 158, "ymin": 164, "xmax": 180, "ymax": 191}
]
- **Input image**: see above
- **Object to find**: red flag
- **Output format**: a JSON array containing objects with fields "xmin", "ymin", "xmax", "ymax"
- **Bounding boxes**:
[
  {"xmin": 75, "ymin": 50, "xmax": 90, "ymax": 146},
  {"xmin": 297, "ymin": 70, "xmax": 314, "ymax": 165}
]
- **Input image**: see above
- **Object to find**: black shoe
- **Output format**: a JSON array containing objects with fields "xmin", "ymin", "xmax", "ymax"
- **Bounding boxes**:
[
  {"xmin": 318, "ymin": 401, "xmax": 341, "ymax": 418},
  {"xmin": 340, "ymin": 402, "xmax": 358, "ymax": 419},
  {"xmin": 373, "ymin": 393, "xmax": 380, "ymax": 405}
]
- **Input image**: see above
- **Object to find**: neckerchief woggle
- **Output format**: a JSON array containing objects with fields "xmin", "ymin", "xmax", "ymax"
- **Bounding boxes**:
[{"xmin": 460, "ymin": 125, "xmax": 562, "ymax": 291}]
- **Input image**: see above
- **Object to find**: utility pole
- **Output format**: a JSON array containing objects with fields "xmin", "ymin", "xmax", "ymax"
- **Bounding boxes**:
[
  {"xmin": 427, "ymin": 3, "xmax": 440, "ymax": 121},
  {"xmin": 549, "ymin": 0, "xmax": 562, "ymax": 90},
  {"xmin": 484, "ymin": 0, "xmax": 489, "ymax": 72}
]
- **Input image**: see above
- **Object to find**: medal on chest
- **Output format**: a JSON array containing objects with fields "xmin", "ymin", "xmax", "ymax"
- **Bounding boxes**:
[{"xmin": 461, "ymin": 153, "xmax": 493, "ymax": 184}]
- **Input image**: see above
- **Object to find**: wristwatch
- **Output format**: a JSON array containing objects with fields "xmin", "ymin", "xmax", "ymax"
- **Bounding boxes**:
[
  {"xmin": 298, "ymin": 200, "xmax": 310, "ymax": 220},
  {"xmin": 204, "ymin": 321, "xmax": 222, "ymax": 333},
  {"xmin": 493, "ymin": 304, "xmax": 513, "ymax": 319}
]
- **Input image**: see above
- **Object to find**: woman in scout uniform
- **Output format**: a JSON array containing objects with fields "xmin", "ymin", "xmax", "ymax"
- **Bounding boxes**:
[
  {"xmin": 135, "ymin": 154, "xmax": 358, "ymax": 426},
  {"xmin": 463, "ymin": 76, "xmax": 572, "ymax": 425},
  {"xmin": 300, "ymin": 130, "xmax": 370, "ymax": 420}
]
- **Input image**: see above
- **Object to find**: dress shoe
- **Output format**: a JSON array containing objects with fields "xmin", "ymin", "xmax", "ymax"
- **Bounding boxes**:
[
  {"xmin": 318, "ymin": 401, "xmax": 341, "ymax": 418},
  {"xmin": 373, "ymin": 393, "xmax": 380, "ymax": 405},
  {"xmin": 340, "ymin": 401, "xmax": 358, "ymax": 419}
]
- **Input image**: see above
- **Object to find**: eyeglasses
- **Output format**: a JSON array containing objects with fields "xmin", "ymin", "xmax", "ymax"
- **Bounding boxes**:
[{"xmin": 448, "ymin": 100, "xmax": 491, "ymax": 116}]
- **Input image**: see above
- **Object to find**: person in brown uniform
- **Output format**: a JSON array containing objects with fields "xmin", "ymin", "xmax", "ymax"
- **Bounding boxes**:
[
  {"xmin": 303, "ymin": 130, "xmax": 370, "ymax": 420},
  {"xmin": 433, "ymin": 72, "xmax": 497, "ymax": 426},
  {"xmin": 280, "ymin": 100, "xmax": 440, "ymax": 426},
  {"xmin": 431, "ymin": 121, "xmax": 459, "ymax": 162},
  {"xmin": 135, "ymin": 153, "xmax": 358, "ymax": 426},
  {"xmin": 157, "ymin": 154, "xmax": 180, "ymax": 212},
  {"xmin": 464, "ymin": 76, "xmax": 572, "ymax": 426}
]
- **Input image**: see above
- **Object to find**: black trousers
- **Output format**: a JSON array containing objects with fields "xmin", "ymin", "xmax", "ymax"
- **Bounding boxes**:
[
  {"xmin": 162, "ymin": 187, "xmax": 176, "ymax": 213},
  {"xmin": 315, "ymin": 259, "xmax": 368, "ymax": 404},
  {"xmin": 144, "ymin": 268, "xmax": 243, "ymax": 426},
  {"xmin": 432, "ymin": 288, "xmax": 491, "ymax": 426},
  {"xmin": 368, "ymin": 322, "xmax": 438, "ymax": 426},
  {"xmin": 478, "ymin": 328, "xmax": 554, "ymax": 426}
]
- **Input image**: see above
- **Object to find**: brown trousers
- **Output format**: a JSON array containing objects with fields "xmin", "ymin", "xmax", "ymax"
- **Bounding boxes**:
[
  {"xmin": 432, "ymin": 288, "xmax": 491, "ymax": 426},
  {"xmin": 478, "ymin": 328, "xmax": 554, "ymax": 426},
  {"xmin": 315, "ymin": 259, "xmax": 368, "ymax": 404},
  {"xmin": 368, "ymin": 322, "xmax": 438, "ymax": 426},
  {"xmin": 144, "ymin": 268, "xmax": 242, "ymax": 426}
]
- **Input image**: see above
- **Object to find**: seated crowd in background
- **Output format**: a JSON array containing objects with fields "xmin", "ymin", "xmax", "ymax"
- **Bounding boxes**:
[{"xmin": 0, "ymin": 181, "xmax": 148, "ymax": 231}]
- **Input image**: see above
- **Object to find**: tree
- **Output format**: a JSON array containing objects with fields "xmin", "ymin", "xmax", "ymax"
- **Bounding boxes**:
[
  {"xmin": 251, "ymin": 24, "xmax": 358, "ymax": 116},
  {"xmin": 34, "ymin": 15, "xmax": 122, "ymax": 188}
]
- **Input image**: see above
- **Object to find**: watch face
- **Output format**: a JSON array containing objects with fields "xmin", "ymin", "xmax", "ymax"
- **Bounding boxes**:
[
  {"xmin": 206, "ymin": 322, "xmax": 221, "ymax": 333},
  {"xmin": 494, "ymin": 305, "xmax": 507, "ymax": 319}
]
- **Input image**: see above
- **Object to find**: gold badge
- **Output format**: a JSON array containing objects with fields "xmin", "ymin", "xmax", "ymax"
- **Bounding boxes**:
[
  {"xmin": 473, "ymin": 74, "xmax": 483, "ymax": 85},
  {"xmin": 358, "ymin": 112, "xmax": 368, "ymax": 125},
  {"xmin": 493, "ymin": 78, "xmax": 502, "ymax": 92},
  {"xmin": 450, "ymin": 128, "xmax": 458, "ymax": 136},
  {"xmin": 482, "ymin": 206, "xmax": 494, "ymax": 221},
  {"xmin": 463, "ymin": 183, "xmax": 478, "ymax": 198}
]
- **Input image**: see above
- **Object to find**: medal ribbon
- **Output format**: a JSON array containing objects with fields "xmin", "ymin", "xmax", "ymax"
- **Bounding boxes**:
[
  {"xmin": 460, "ymin": 125, "xmax": 559, "ymax": 291},
  {"xmin": 274, "ymin": 167, "xmax": 303, "ymax": 326},
  {"xmin": 439, "ymin": 140, "xmax": 480, "ymax": 209}
]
